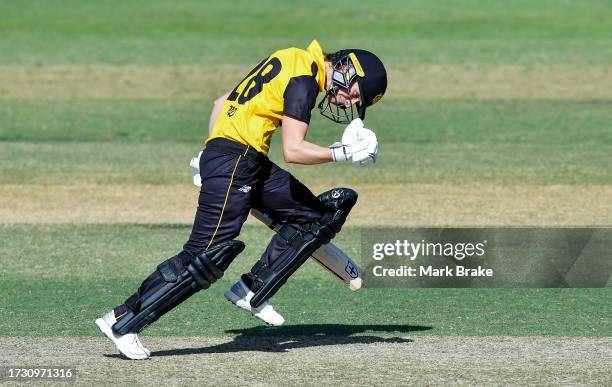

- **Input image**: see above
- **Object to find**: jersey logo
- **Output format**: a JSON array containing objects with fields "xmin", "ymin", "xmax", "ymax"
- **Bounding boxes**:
[
  {"xmin": 227, "ymin": 106, "xmax": 238, "ymax": 117},
  {"xmin": 238, "ymin": 185, "xmax": 252, "ymax": 193}
]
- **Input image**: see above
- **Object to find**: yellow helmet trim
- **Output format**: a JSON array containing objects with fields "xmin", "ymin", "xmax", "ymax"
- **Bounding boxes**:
[
  {"xmin": 372, "ymin": 93, "xmax": 384, "ymax": 104},
  {"xmin": 348, "ymin": 53, "xmax": 365, "ymax": 77}
]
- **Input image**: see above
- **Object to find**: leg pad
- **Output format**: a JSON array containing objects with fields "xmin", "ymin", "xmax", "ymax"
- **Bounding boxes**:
[
  {"xmin": 249, "ymin": 188, "xmax": 357, "ymax": 308},
  {"xmin": 112, "ymin": 240, "xmax": 244, "ymax": 335}
]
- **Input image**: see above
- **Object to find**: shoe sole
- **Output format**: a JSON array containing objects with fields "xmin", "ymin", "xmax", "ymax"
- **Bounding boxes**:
[
  {"xmin": 95, "ymin": 318, "xmax": 149, "ymax": 360},
  {"xmin": 253, "ymin": 310, "xmax": 284, "ymax": 327},
  {"xmin": 224, "ymin": 291, "xmax": 284, "ymax": 327}
]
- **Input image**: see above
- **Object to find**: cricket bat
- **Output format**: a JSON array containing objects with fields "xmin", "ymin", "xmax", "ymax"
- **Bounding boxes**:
[{"xmin": 250, "ymin": 209, "xmax": 363, "ymax": 291}]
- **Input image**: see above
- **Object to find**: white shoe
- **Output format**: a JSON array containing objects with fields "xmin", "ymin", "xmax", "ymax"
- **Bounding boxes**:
[
  {"xmin": 224, "ymin": 280, "xmax": 285, "ymax": 326},
  {"xmin": 95, "ymin": 310, "xmax": 150, "ymax": 360}
]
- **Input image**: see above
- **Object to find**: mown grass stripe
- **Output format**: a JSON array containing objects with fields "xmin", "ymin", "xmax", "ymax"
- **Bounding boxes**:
[{"xmin": 1, "ymin": 64, "xmax": 612, "ymax": 100}]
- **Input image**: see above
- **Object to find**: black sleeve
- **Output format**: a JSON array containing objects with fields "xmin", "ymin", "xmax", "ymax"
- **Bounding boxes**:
[{"xmin": 283, "ymin": 75, "xmax": 319, "ymax": 124}]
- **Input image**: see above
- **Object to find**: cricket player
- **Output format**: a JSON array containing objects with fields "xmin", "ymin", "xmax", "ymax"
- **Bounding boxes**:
[{"xmin": 96, "ymin": 40, "xmax": 387, "ymax": 359}]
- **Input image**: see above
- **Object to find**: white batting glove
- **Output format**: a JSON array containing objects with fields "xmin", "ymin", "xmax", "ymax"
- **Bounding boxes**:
[
  {"xmin": 351, "ymin": 128, "xmax": 378, "ymax": 166},
  {"xmin": 190, "ymin": 150, "xmax": 203, "ymax": 187},
  {"xmin": 330, "ymin": 127, "xmax": 378, "ymax": 167},
  {"xmin": 341, "ymin": 118, "xmax": 364, "ymax": 144}
]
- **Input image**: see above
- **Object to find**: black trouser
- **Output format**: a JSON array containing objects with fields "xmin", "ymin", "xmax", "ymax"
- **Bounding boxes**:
[{"xmin": 116, "ymin": 138, "xmax": 329, "ymax": 320}]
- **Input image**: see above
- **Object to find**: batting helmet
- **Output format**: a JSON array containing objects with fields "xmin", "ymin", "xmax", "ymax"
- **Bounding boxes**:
[{"xmin": 319, "ymin": 49, "xmax": 388, "ymax": 124}]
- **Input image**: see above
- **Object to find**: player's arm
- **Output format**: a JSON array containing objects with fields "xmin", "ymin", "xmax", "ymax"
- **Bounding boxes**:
[
  {"xmin": 282, "ymin": 114, "xmax": 378, "ymax": 166},
  {"xmin": 208, "ymin": 91, "xmax": 230, "ymax": 137},
  {"xmin": 281, "ymin": 116, "xmax": 333, "ymax": 164},
  {"xmin": 281, "ymin": 75, "xmax": 334, "ymax": 164}
]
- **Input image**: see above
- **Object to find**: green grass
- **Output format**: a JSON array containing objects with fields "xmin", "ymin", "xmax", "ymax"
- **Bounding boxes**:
[
  {"xmin": 0, "ymin": 100, "xmax": 209, "ymax": 143},
  {"xmin": 1, "ymin": 0, "xmax": 612, "ymax": 64},
  {"xmin": 3, "ymin": 100, "xmax": 612, "ymax": 145},
  {"xmin": 1, "ymin": 100, "xmax": 611, "ymax": 185},
  {"xmin": 2, "ymin": 141, "xmax": 610, "ymax": 186},
  {"xmin": 1, "ymin": 1, "xmax": 611, "ymax": 342},
  {"xmin": 0, "ymin": 224, "xmax": 609, "ymax": 337}
]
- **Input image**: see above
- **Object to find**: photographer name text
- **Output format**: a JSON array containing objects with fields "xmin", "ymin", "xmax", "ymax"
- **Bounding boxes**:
[{"xmin": 371, "ymin": 239, "xmax": 494, "ymax": 278}]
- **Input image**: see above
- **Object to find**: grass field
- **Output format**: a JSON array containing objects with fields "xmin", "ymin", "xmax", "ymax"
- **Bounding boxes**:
[{"xmin": 1, "ymin": 1, "xmax": 611, "ymax": 385}]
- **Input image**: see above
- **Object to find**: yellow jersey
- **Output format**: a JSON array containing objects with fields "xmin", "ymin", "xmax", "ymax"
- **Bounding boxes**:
[{"xmin": 207, "ymin": 40, "xmax": 327, "ymax": 155}]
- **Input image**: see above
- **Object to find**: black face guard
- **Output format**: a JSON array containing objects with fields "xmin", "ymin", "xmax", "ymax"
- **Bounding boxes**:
[{"xmin": 318, "ymin": 54, "xmax": 363, "ymax": 124}]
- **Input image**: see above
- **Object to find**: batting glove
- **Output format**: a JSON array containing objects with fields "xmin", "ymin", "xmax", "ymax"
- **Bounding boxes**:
[{"xmin": 330, "ymin": 127, "xmax": 378, "ymax": 167}]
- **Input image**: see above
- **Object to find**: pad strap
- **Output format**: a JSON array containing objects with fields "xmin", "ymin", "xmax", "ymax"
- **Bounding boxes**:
[{"xmin": 277, "ymin": 224, "xmax": 305, "ymax": 250}]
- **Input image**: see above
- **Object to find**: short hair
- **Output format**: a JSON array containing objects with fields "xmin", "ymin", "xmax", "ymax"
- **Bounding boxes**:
[{"xmin": 324, "ymin": 51, "xmax": 342, "ymax": 62}]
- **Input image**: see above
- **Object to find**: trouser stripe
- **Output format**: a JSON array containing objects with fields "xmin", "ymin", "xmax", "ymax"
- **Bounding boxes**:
[{"xmin": 205, "ymin": 154, "xmax": 242, "ymax": 250}]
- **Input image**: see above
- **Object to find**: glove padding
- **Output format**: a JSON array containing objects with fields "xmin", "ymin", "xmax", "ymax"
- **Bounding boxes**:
[
  {"xmin": 330, "ymin": 126, "xmax": 378, "ymax": 167},
  {"xmin": 341, "ymin": 118, "xmax": 364, "ymax": 145},
  {"xmin": 350, "ymin": 128, "xmax": 378, "ymax": 166}
]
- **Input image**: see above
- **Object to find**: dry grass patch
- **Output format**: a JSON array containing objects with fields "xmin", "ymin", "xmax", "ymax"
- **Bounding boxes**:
[
  {"xmin": 2, "ymin": 183, "xmax": 611, "ymax": 226},
  {"xmin": 0, "ymin": 64, "xmax": 246, "ymax": 100},
  {"xmin": 1, "ymin": 64, "xmax": 612, "ymax": 100},
  {"xmin": 388, "ymin": 64, "xmax": 612, "ymax": 99}
]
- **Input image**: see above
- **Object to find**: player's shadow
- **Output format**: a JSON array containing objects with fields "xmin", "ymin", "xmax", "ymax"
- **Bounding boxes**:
[{"xmin": 152, "ymin": 324, "xmax": 431, "ymax": 356}]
